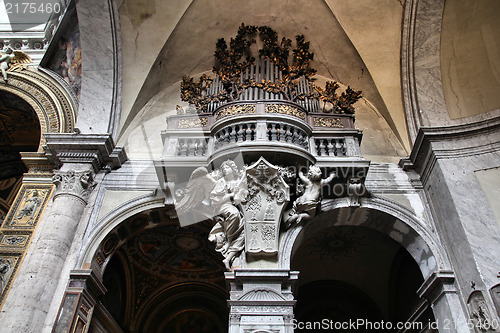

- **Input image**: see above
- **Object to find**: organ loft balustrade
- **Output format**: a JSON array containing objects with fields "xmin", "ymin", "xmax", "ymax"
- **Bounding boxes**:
[{"xmin": 154, "ymin": 24, "xmax": 369, "ymax": 200}]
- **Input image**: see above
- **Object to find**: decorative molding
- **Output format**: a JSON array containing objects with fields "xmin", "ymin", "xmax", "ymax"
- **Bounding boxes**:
[
  {"xmin": 177, "ymin": 117, "xmax": 208, "ymax": 129},
  {"xmin": 44, "ymin": 133, "xmax": 127, "ymax": 173},
  {"xmin": 215, "ymin": 104, "xmax": 255, "ymax": 121},
  {"xmin": 0, "ymin": 70, "xmax": 76, "ymax": 150},
  {"xmin": 313, "ymin": 116, "xmax": 344, "ymax": 128},
  {"xmin": 401, "ymin": 0, "xmax": 421, "ymax": 143},
  {"xmin": 409, "ymin": 116, "xmax": 500, "ymax": 186},
  {"xmin": 0, "ymin": 183, "xmax": 54, "ymax": 310},
  {"xmin": 418, "ymin": 270, "xmax": 456, "ymax": 305},
  {"xmin": 266, "ymin": 104, "xmax": 306, "ymax": 120}
]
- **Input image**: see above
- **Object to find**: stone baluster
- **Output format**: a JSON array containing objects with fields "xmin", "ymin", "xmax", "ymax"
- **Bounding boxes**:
[
  {"xmin": 237, "ymin": 125, "xmax": 244, "ymax": 142},
  {"xmin": 299, "ymin": 131, "xmax": 308, "ymax": 149},
  {"xmin": 186, "ymin": 139, "xmax": 195, "ymax": 156},
  {"xmin": 292, "ymin": 128, "xmax": 300, "ymax": 145},
  {"xmin": 230, "ymin": 125, "xmax": 237, "ymax": 143},
  {"xmin": 327, "ymin": 139, "xmax": 335, "ymax": 156},
  {"xmin": 319, "ymin": 139, "xmax": 327, "ymax": 156},
  {"xmin": 278, "ymin": 124, "xmax": 285, "ymax": 142},
  {"xmin": 201, "ymin": 139, "xmax": 208, "ymax": 155},
  {"xmin": 222, "ymin": 128, "xmax": 230, "ymax": 144},
  {"xmin": 285, "ymin": 125, "xmax": 292, "ymax": 143},
  {"xmin": 244, "ymin": 124, "xmax": 252, "ymax": 141},
  {"xmin": 269, "ymin": 123, "xmax": 278, "ymax": 141},
  {"xmin": 336, "ymin": 139, "xmax": 345, "ymax": 156}
]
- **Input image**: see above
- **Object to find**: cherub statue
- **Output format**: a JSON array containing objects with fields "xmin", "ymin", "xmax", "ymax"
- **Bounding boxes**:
[
  {"xmin": 285, "ymin": 165, "xmax": 336, "ymax": 228},
  {"xmin": 0, "ymin": 47, "xmax": 32, "ymax": 82}
]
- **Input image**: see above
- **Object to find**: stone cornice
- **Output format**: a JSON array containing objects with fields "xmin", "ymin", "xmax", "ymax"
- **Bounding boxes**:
[
  {"xmin": 407, "ymin": 116, "xmax": 500, "ymax": 186},
  {"xmin": 43, "ymin": 133, "xmax": 127, "ymax": 173},
  {"xmin": 418, "ymin": 270, "xmax": 456, "ymax": 305},
  {"xmin": 20, "ymin": 152, "xmax": 55, "ymax": 183}
]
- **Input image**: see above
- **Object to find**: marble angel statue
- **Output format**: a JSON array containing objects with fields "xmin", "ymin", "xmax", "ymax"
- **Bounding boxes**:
[
  {"xmin": 285, "ymin": 165, "xmax": 336, "ymax": 228},
  {"xmin": 175, "ymin": 160, "xmax": 248, "ymax": 270},
  {"xmin": 0, "ymin": 47, "xmax": 32, "ymax": 82}
]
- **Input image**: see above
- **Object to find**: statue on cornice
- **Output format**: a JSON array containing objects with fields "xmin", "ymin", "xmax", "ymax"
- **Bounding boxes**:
[
  {"xmin": 285, "ymin": 165, "xmax": 336, "ymax": 228},
  {"xmin": 0, "ymin": 47, "xmax": 32, "ymax": 82}
]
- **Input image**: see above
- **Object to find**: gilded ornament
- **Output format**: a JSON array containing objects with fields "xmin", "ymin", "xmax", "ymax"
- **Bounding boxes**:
[
  {"xmin": 180, "ymin": 24, "xmax": 362, "ymax": 115},
  {"xmin": 313, "ymin": 117, "xmax": 344, "ymax": 128},
  {"xmin": 265, "ymin": 104, "xmax": 306, "ymax": 120},
  {"xmin": 177, "ymin": 117, "xmax": 208, "ymax": 129},
  {"xmin": 215, "ymin": 104, "xmax": 255, "ymax": 121}
]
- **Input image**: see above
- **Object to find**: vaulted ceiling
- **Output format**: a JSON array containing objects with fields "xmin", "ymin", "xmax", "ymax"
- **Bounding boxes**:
[{"xmin": 116, "ymin": 0, "xmax": 410, "ymax": 152}]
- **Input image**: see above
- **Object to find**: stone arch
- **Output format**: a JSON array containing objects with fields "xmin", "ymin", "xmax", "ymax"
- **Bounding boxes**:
[
  {"xmin": 0, "ymin": 69, "xmax": 77, "ymax": 150},
  {"xmin": 279, "ymin": 196, "xmax": 450, "ymax": 280},
  {"xmin": 78, "ymin": 196, "xmax": 229, "ymax": 331},
  {"xmin": 78, "ymin": 194, "xmax": 165, "ymax": 271}
]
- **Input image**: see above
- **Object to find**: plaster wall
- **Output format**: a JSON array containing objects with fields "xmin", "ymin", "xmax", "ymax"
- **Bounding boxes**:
[
  {"xmin": 441, "ymin": 0, "xmax": 500, "ymax": 119},
  {"xmin": 424, "ymin": 144, "xmax": 500, "ymax": 309},
  {"xmin": 325, "ymin": 0, "xmax": 409, "ymax": 150},
  {"xmin": 475, "ymin": 167, "xmax": 500, "ymax": 229}
]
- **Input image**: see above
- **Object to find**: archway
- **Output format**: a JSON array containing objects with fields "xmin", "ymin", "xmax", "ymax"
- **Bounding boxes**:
[
  {"xmin": 281, "ymin": 198, "xmax": 448, "ymax": 331},
  {"xmin": 0, "ymin": 90, "xmax": 41, "ymax": 218},
  {"xmin": 89, "ymin": 207, "xmax": 228, "ymax": 332},
  {"xmin": 292, "ymin": 226, "xmax": 435, "ymax": 331}
]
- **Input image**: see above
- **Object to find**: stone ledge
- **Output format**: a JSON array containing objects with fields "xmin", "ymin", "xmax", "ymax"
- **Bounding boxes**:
[{"xmin": 44, "ymin": 133, "xmax": 127, "ymax": 172}]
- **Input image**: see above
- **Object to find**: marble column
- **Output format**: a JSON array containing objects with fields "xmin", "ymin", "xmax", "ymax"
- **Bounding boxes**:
[
  {"xmin": 0, "ymin": 134, "xmax": 126, "ymax": 332},
  {"xmin": 226, "ymin": 269, "xmax": 298, "ymax": 333},
  {"xmin": 0, "ymin": 166, "xmax": 95, "ymax": 332}
]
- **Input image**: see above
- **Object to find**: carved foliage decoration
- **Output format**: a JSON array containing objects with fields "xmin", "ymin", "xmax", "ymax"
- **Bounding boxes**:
[
  {"xmin": 265, "ymin": 104, "xmax": 306, "ymax": 120},
  {"xmin": 52, "ymin": 170, "xmax": 96, "ymax": 202},
  {"xmin": 177, "ymin": 117, "xmax": 208, "ymax": 129},
  {"xmin": 215, "ymin": 104, "xmax": 255, "ymax": 121},
  {"xmin": 242, "ymin": 157, "xmax": 289, "ymax": 255},
  {"xmin": 180, "ymin": 24, "xmax": 362, "ymax": 114},
  {"xmin": 313, "ymin": 116, "xmax": 344, "ymax": 128}
]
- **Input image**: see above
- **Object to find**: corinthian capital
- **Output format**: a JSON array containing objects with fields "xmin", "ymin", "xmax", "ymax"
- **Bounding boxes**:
[{"xmin": 52, "ymin": 170, "xmax": 96, "ymax": 202}]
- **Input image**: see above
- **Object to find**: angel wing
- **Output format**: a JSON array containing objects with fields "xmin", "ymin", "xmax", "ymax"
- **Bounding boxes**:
[
  {"xmin": 175, "ymin": 166, "xmax": 217, "ymax": 226},
  {"xmin": 7, "ymin": 51, "xmax": 32, "ymax": 72},
  {"xmin": 12, "ymin": 51, "xmax": 32, "ymax": 64}
]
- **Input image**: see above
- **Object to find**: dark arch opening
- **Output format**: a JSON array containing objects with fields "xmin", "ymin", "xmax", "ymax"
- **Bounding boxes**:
[
  {"xmin": 292, "ymin": 225, "xmax": 435, "ymax": 332},
  {"xmin": 0, "ymin": 90, "xmax": 41, "ymax": 220},
  {"xmin": 95, "ymin": 208, "xmax": 228, "ymax": 332}
]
